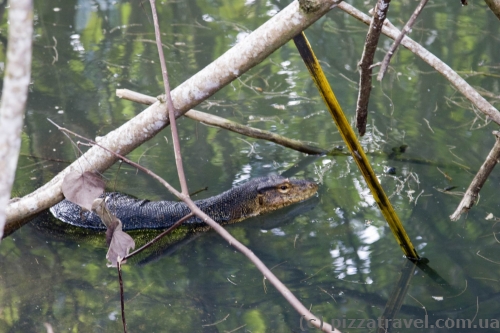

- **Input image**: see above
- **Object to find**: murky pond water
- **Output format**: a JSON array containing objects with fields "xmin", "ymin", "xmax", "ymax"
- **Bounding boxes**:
[{"xmin": 1, "ymin": 0, "xmax": 500, "ymax": 332}]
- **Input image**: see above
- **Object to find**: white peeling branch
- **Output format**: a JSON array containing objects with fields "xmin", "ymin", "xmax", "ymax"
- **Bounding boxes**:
[
  {"xmin": 5, "ymin": 0, "xmax": 342, "ymax": 231},
  {"xmin": 0, "ymin": 0, "xmax": 33, "ymax": 239},
  {"xmin": 338, "ymin": 2, "xmax": 500, "ymax": 126}
]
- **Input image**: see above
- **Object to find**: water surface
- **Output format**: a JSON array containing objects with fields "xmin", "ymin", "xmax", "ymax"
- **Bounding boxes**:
[{"xmin": 1, "ymin": 0, "xmax": 500, "ymax": 332}]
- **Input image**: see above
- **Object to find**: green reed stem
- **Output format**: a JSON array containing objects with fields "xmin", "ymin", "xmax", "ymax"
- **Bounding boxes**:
[{"xmin": 293, "ymin": 32, "xmax": 419, "ymax": 260}]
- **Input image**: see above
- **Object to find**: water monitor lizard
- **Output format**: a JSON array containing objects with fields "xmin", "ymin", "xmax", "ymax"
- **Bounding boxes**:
[{"xmin": 50, "ymin": 175, "xmax": 318, "ymax": 231}]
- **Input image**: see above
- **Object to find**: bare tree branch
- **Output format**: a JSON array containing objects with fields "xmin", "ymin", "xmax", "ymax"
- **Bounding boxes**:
[
  {"xmin": 0, "ymin": 0, "xmax": 33, "ymax": 239},
  {"xmin": 338, "ymin": 2, "xmax": 500, "ymax": 126},
  {"xmin": 356, "ymin": 0, "xmax": 391, "ymax": 136},
  {"xmin": 450, "ymin": 131, "xmax": 500, "ymax": 221},
  {"xmin": 377, "ymin": 0, "xmax": 429, "ymax": 81},
  {"xmin": 116, "ymin": 89, "xmax": 326, "ymax": 155}
]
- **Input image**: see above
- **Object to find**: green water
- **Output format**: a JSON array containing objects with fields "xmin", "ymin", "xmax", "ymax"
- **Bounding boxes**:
[{"xmin": 1, "ymin": 0, "xmax": 500, "ymax": 332}]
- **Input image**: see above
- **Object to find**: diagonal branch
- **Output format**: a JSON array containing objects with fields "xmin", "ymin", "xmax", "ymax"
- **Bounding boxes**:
[
  {"xmin": 450, "ymin": 131, "xmax": 500, "ymax": 221},
  {"xmin": 377, "ymin": 0, "xmax": 429, "ymax": 81},
  {"xmin": 116, "ymin": 89, "xmax": 326, "ymax": 155}
]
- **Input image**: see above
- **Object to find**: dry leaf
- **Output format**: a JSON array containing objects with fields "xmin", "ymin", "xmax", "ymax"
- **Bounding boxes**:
[
  {"xmin": 62, "ymin": 171, "xmax": 105, "ymax": 211},
  {"xmin": 92, "ymin": 198, "xmax": 135, "ymax": 267},
  {"xmin": 106, "ymin": 223, "xmax": 135, "ymax": 267}
]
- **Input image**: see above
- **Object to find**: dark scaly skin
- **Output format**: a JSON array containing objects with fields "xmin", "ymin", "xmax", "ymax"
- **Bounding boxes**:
[{"xmin": 50, "ymin": 175, "xmax": 318, "ymax": 231}]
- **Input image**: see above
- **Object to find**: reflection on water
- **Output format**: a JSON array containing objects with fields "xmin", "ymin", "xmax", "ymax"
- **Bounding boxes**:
[{"xmin": 2, "ymin": 0, "xmax": 500, "ymax": 332}]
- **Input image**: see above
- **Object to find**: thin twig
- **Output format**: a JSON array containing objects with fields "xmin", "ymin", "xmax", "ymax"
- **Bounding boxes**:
[
  {"xmin": 422, "ymin": 118, "xmax": 434, "ymax": 133},
  {"xmin": 201, "ymin": 314, "xmax": 230, "ymax": 327},
  {"xmin": 300, "ymin": 264, "xmax": 331, "ymax": 282},
  {"xmin": 407, "ymin": 293, "xmax": 428, "ymax": 317},
  {"xmin": 436, "ymin": 167, "xmax": 452, "ymax": 181},
  {"xmin": 476, "ymin": 250, "xmax": 500, "ymax": 264},
  {"xmin": 124, "ymin": 213, "xmax": 194, "ymax": 260},
  {"xmin": 263, "ymin": 261, "xmax": 287, "ymax": 293},
  {"xmin": 117, "ymin": 262, "xmax": 127, "ymax": 333},
  {"xmin": 377, "ymin": 0, "xmax": 429, "ymax": 81},
  {"xmin": 149, "ymin": 0, "xmax": 189, "ymax": 196},
  {"xmin": 319, "ymin": 287, "xmax": 337, "ymax": 303},
  {"xmin": 44, "ymin": 36, "xmax": 59, "ymax": 65}
]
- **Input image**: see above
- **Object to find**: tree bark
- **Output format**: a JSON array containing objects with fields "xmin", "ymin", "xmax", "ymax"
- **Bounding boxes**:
[
  {"xmin": 0, "ymin": 0, "xmax": 33, "ymax": 239},
  {"xmin": 356, "ymin": 0, "xmax": 391, "ymax": 136},
  {"xmin": 485, "ymin": 0, "xmax": 500, "ymax": 20}
]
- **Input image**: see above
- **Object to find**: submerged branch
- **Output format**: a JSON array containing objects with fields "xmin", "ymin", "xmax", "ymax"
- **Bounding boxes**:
[
  {"xmin": 116, "ymin": 89, "xmax": 326, "ymax": 155},
  {"xmin": 338, "ymin": 2, "xmax": 500, "ymax": 126},
  {"xmin": 450, "ymin": 131, "xmax": 500, "ymax": 221},
  {"xmin": 355, "ymin": 0, "xmax": 391, "ymax": 136}
]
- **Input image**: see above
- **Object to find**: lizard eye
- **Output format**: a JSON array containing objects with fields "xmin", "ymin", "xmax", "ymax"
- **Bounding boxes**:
[{"xmin": 278, "ymin": 184, "xmax": 290, "ymax": 193}]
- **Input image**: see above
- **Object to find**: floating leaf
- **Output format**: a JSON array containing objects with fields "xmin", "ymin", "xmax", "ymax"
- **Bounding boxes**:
[
  {"xmin": 62, "ymin": 171, "xmax": 105, "ymax": 211},
  {"xmin": 92, "ymin": 198, "xmax": 135, "ymax": 267}
]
